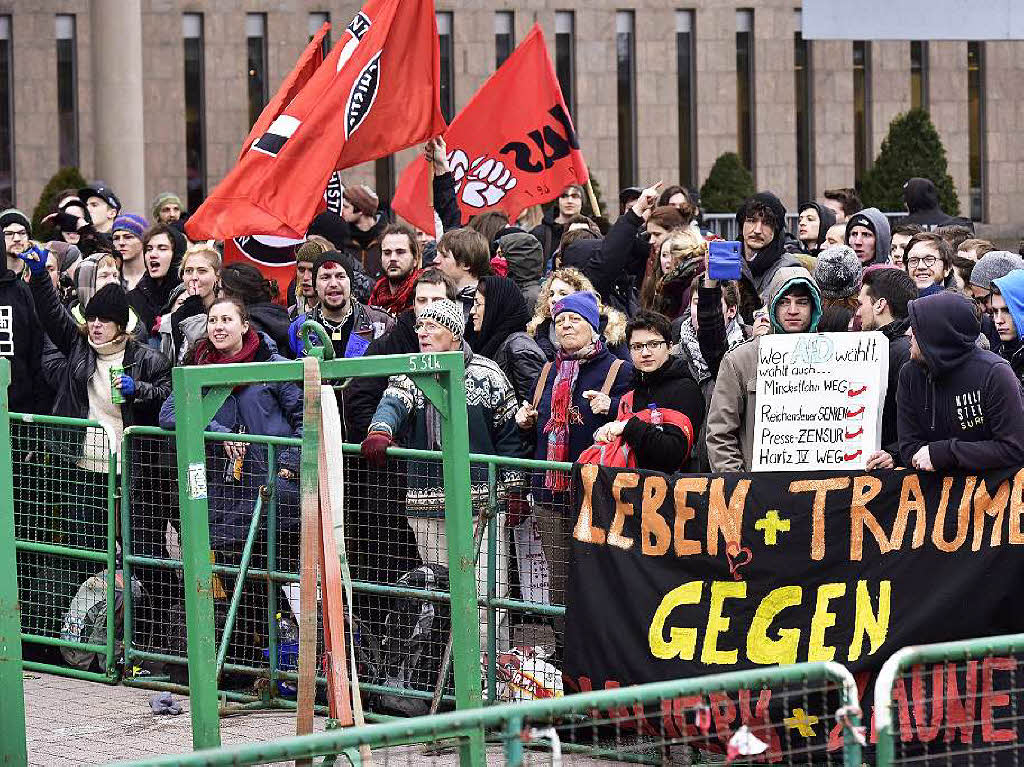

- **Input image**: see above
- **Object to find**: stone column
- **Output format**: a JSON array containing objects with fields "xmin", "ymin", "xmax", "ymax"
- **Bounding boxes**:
[{"xmin": 90, "ymin": 0, "xmax": 145, "ymax": 213}]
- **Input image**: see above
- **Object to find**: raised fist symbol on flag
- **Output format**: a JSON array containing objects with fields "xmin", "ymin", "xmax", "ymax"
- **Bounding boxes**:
[{"xmin": 449, "ymin": 149, "xmax": 518, "ymax": 208}]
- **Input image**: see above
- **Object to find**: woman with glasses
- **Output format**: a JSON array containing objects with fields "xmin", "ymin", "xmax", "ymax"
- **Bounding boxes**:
[{"xmin": 593, "ymin": 310, "xmax": 704, "ymax": 473}]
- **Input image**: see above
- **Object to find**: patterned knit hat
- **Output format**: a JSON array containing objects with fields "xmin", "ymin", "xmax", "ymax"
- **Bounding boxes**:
[
  {"xmin": 813, "ymin": 245, "xmax": 863, "ymax": 300},
  {"xmin": 112, "ymin": 213, "xmax": 148, "ymax": 240},
  {"xmin": 418, "ymin": 298, "xmax": 464, "ymax": 340}
]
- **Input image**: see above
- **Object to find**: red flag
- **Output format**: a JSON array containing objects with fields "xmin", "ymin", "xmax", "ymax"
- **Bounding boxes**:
[
  {"xmin": 392, "ymin": 24, "xmax": 588, "ymax": 234},
  {"xmin": 238, "ymin": 22, "xmax": 330, "ymax": 163},
  {"xmin": 186, "ymin": 0, "xmax": 445, "ymax": 241}
]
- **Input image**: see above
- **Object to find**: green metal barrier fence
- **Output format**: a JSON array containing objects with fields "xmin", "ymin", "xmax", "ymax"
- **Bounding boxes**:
[
  {"xmin": 112, "ymin": 662, "xmax": 864, "ymax": 766},
  {"xmin": 875, "ymin": 633, "xmax": 1024, "ymax": 765},
  {"xmin": 0, "ymin": 359, "xmax": 29, "ymax": 766},
  {"xmin": 10, "ymin": 411, "xmax": 119, "ymax": 684}
]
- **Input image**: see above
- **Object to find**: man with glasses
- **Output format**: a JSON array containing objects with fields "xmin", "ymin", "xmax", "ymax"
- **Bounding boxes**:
[
  {"xmin": 592, "ymin": 310, "xmax": 703, "ymax": 473},
  {"xmin": 2, "ymin": 209, "xmax": 33, "ymax": 276},
  {"xmin": 361, "ymin": 298, "xmax": 525, "ymax": 692},
  {"xmin": 903, "ymin": 232, "xmax": 954, "ymax": 297},
  {"xmin": 707, "ymin": 266, "xmax": 823, "ymax": 472}
]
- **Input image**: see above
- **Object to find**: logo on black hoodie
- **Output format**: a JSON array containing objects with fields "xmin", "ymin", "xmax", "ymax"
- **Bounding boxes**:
[
  {"xmin": 955, "ymin": 389, "xmax": 984, "ymax": 430},
  {"xmin": 0, "ymin": 306, "xmax": 12, "ymax": 356}
]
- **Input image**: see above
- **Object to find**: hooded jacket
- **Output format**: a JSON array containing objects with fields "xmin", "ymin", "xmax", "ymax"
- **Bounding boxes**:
[
  {"xmin": 620, "ymin": 355, "xmax": 705, "ymax": 474},
  {"xmin": 737, "ymin": 192, "xmax": 803, "ymax": 301},
  {"xmin": 877, "ymin": 317, "xmax": 912, "ymax": 462},
  {"xmin": 897, "ymin": 292, "xmax": 1024, "ymax": 470},
  {"xmin": 901, "ymin": 177, "xmax": 959, "ymax": 229},
  {"xmin": 992, "ymin": 269, "xmax": 1024, "ymax": 383},
  {"xmin": 796, "ymin": 202, "xmax": 837, "ymax": 256},
  {"xmin": 497, "ymin": 232, "xmax": 545, "ymax": 312},
  {"xmin": 706, "ymin": 267, "xmax": 822, "ymax": 472},
  {"xmin": 844, "ymin": 207, "xmax": 891, "ymax": 265},
  {"xmin": 0, "ymin": 267, "xmax": 50, "ymax": 413}
]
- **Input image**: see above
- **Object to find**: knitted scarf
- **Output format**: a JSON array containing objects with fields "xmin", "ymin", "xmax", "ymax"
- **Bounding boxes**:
[
  {"xmin": 193, "ymin": 327, "xmax": 261, "ymax": 367},
  {"xmin": 368, "ymin": 269, "xmax": 420, "ymax": 315},
  {"xmin": 679, "ymin": 316, "xmax": 746, "ymax": 385},
  {"xmin": 543, "ymin": 340, "xmax": 602, "ymax": 490}
]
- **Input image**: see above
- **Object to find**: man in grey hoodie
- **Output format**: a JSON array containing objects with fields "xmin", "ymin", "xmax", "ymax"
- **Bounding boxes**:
[{"xmin": 845, "ymin": 207, "xmax": 891, "ymax": 266}]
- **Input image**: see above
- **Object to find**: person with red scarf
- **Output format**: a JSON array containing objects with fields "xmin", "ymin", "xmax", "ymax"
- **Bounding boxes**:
[
  {"xmin": 367, "ymin": 223, "xmax": 422, "ymax": 316},
  {"xmin": 514, "ymin": 290, "xmax": 632, "ymax": 620}
]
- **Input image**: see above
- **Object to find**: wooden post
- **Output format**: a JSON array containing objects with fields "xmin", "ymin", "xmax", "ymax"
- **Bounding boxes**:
[{"xmin": 585, "ymin": 177, "xmax": 601, "ymax": 219}]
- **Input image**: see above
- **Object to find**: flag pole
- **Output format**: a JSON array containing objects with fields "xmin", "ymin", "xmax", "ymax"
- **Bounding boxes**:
[{"xmin": 585, "ymin": 177, "xmax": 601, "ymax": 219}]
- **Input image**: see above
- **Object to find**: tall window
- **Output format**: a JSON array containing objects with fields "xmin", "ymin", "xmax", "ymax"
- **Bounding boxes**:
[
  {"xmin": 616, "ymin": 10, "xmax": 636, "ymax": 190},
  {"xmin": 676, "ymin": 10, "xmax": 696, "ymax": 186},
  {"xmin": 308, "ymin": 12, "xmax": 330, "ymax": 58},
  {"xmin": 794, "ymin": 9, "xmax": 813, "ymax": 202},
  {"xmin": 436, "ymin": 12, "xmax": 454, "ymax": 122},
  {"xmin": 56, "ymin": 14, "xmax": 78, "ymax": 169},
  {"xmin": 0, "ymin": 17, "xmax": 11, "ymax": 205},
  {"xmin": 910, "ymin": 41, "xmax": 928, "ymax": 111},
  {"xmin": 968, "ymin": 41, "xmax": 985, "ymax": 221},
  {"xmin": 183, "ymin": 13, "xmax": 206, "ymax": 211},
  {"xmin": 375, "ymin": 157, "xmax": 395, "ymax": 201},
  {"xmin": 246, "ymin": 13, "xmax": 268, "ymax": 128},
  {"xmin": 555, "ymin": 11, "xmax": 576, "ymax": 117},
  {"xmin": 736, "ymin": 10, "xmax": 755, "ymax": 173},
  {"xmin": 494, "ymin": 11, "xmax": 513, "ymax": 69},
  {"xmin": 852, "ymin": 41, "xmax": 871, "ymax": 184}
]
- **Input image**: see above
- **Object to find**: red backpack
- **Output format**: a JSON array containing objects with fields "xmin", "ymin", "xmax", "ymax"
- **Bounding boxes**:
[{"xmin": 577, "ymin": 391, "xmax": 695, "ymax": 470}]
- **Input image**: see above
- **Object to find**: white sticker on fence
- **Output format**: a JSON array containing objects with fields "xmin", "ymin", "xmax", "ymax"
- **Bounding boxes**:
[
  {"xmin": 752, "ymin": 331, "xmax": 889, "ymax": 472},
  {"xmin": 187, "ymin": 462, "xmax": 208, "ymax": 499}
]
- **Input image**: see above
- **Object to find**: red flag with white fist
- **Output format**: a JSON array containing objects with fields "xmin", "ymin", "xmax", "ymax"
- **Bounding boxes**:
[{"xmin": 391, "ymin": 24, "xmax": 589, "ymax": 234}]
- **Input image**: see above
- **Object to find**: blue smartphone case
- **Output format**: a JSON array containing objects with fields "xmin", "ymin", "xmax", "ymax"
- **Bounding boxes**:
[{"xmin": 708, "ymin": 240, "xmax": 742, "ymax": 280}]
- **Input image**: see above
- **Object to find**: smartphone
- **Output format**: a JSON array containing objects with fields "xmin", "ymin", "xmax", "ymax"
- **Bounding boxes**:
[{"xmin": 708, "ymin": 240, "xmax": 742, "ymax": 280}]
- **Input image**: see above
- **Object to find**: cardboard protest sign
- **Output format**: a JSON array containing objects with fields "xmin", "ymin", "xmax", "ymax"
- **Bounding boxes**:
[
  {"xmin": 752, "ymin": 332, "xmax": 889, "ymax": 472},
  {"xmin": 564, "ymin": 464, "xmax": 1024, "ymax": 761}
]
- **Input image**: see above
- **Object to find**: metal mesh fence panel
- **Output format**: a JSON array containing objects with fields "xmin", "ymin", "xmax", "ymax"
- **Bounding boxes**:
[
  {"xmin": 876, "ymin": 636, "xmax": 1024, "ymax": 766},
  {"xmin": 12, "ymin": 415, "xmax": 117, "ymax": 679},
  {"xmin": 113, "ymin": 663, "xmax": 863, "ymax": 766}
]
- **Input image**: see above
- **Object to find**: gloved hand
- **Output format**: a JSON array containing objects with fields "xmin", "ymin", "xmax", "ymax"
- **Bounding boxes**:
[
  {"xmin": 117, "ymin": 375, "xmax": 136, "ymax": 397},
  {"xmin": 19, "ymin": 245, "xmax": 48, "ymax": 276},
  {"xmin": 360, "ymin": 431, "xmax": 393, "ymax": 467},
  {"xmin": 506, "ymin": 492, "xmax": 531, "ymax": 528}
]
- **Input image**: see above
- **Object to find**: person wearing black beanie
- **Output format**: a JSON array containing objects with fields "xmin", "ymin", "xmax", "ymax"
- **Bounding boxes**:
[{"xmin": 84, "ymin": 283, "xmax": 130, "ymax": 328}]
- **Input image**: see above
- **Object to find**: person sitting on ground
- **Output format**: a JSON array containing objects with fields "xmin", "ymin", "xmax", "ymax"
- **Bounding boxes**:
[
  {"xmin": 706, "ymin": 267, "xmax": 823, "ymax": 472},
  {"xmin": 855, "ymin": 267, "xmax": 919, "ymax": 469},
  {"xmin": 898, "ymin": 291, "xmax": 1024, "ymax": 471},
  {"xmin": 592, "ymin": 310, "xmax": 704, "ymax": 473}
]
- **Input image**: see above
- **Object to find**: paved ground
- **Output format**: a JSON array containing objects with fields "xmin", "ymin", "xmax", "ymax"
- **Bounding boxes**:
[{"xmin": 23, "ymin": 671, "xmax": 324, "ymax": 766}]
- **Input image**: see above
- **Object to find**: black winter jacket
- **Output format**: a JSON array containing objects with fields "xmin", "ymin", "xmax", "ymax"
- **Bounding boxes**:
[
  {"xmin": 30, "ymin": 272, "xmax": 171, "ymax": 455},
  {"xmin": 898, "ymin": 292, "xmax": 1024, "ymax": 470},
  {"xmin": 492, "ymin": 331, "xmax": 546, "ymax": 403},
  {"xmin": 249, "ymin": 302, "xmax": 294, "ymax": 358},
  {"xmin": 0, "ymin": 268, "xmax": 50, "ymax": 413},
  {"xmin": 345, "ymin": 309, "xmax": 419, "ymax": 442},
  {"xmin": 620, "ymin": 356, "xmax": 705, "ymax": 474},
  {"xmin": 878, "ymin": 318, "xmax": 912, "ymax": 463}
]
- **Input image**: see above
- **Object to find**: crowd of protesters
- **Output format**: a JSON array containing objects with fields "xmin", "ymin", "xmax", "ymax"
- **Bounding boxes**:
[{"xmin": 5, "ymin": 141, "xmax": 1024, "ymax": 707}]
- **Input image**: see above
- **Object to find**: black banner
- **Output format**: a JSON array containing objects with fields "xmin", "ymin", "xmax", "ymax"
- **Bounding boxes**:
[{"xmin": 564, "ymin": 465, "xmax": 1024, "ymax": 757}]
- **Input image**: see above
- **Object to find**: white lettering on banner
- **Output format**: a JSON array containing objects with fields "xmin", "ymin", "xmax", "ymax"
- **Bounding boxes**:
[
  {"xmin": 0, "ymin": 306, "xmax": 12, "ymax": 356},
  {"xmin": 752, "ymin": 332, "xmax": 889, "ymax": 472}
]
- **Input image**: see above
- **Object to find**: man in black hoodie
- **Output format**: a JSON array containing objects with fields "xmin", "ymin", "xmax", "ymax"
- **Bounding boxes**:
[
  {"xmin": 856, "ymin": 267, "xmax": 918, "ymax": 468},
  {"xmin": 902, "ymin": 177, "xmax": 974, "ymax": 233},
  {"xmin": 736, "ymin": 192, "xmax": 801, "ymax": 302},
  {"xmin": 898, "ymin": 291, "xmax": 1024, "ymax": 471}
]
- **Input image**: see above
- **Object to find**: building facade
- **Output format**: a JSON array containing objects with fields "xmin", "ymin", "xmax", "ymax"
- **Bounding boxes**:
[{"xmin": 3, "ymin": 0, "xmax": 1022, "ymax": 238}]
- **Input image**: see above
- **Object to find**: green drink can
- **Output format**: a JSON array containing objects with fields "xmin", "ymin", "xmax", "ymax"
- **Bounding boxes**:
[{"xmin": 110, "ymin": 366, "xmax": 125, "ymax": 404}]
